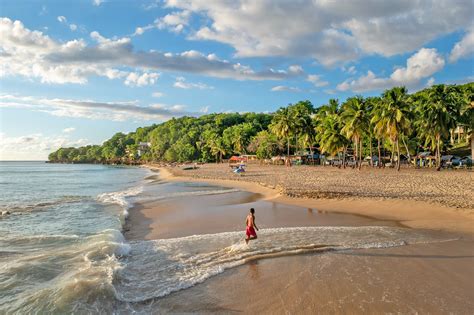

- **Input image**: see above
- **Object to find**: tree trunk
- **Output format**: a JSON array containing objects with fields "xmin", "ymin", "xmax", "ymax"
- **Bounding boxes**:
[
  {"xmin": 396, "ymin": 139, "xmax": 401, "ymax": 171},
  {"xmin": 354, "ymin": 138, "xmax": 358, "ymax": 169},
  {"xmin": 343, "ymin": 146, "xmax": 347, "ymax": 169},
  {"xmin": 436, "ymin": 135, "xmax": 441, "ymax": 171},
  {"xmin": 402, "ymin": 136, "xmax": 411, "ymax": 166},
  {"xmin": 358, "ymin": 139, "xmax": 363, "ymax": 170},
  {"xmin": 391, "ymin": 142, "xmax": 395, "ymax": 166},
  {"xmin": 377, "ymin": 138, "xmax": 382, "ymax": 168},
  {"xmin": 287, "ymin": 137, "xmax": 290, "ymax": 157},
  {"xmin": 369, "ymin": 137, "xmax": 373, "ymax": 167}
]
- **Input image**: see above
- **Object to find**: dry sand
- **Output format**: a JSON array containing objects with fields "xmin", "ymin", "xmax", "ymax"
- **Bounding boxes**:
[{"xmin": 127, "ymin": 164, "xmax": 474, "ymax": 314}]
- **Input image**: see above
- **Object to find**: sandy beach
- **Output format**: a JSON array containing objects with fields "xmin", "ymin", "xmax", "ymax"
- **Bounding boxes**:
[
  {"xmin": 121, "ymin": 164, "xmax": 474, "ymax": 313},
  {"xmin": 155, "ymin": 164, "xmax": 474, "ymax": 234}
]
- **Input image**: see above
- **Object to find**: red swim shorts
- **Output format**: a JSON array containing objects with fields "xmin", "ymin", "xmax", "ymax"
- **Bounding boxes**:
[{"xmin": 246, "ymin": 226, "xmax": 257, "ymax": 238}]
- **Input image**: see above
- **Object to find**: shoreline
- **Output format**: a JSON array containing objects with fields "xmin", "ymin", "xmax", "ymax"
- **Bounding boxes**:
[
  {"xmin": 127, "ymin": 164, "xmax": 474, "ymax": 313},
  {"xmin": 147, "ymin": 164, "xmax": 474, "ymax": 236}
]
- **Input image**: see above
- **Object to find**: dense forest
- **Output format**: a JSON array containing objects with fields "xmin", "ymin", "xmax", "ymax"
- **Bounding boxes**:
[{"xmin": 49, "ymin": 83, "xmax": 473, "ymax": 170}]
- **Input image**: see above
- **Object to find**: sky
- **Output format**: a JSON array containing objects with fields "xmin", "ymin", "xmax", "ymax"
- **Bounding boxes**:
[{"xmin": 0, "ymin": 0, "xmax": 473, "ymax": 160}]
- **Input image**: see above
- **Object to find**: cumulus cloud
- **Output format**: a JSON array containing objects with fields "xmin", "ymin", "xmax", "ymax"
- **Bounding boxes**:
[
  {"xmin": 306, "ymin": 74, "xmax": 329, "ymax": 87},
  {"xmin": 124, "ymin": 72, "xmax": 160, "ymax": 87},
  {"xmin": 337, "ymin": 48, "xmax": 445, "ymax": 92},
  {"xmin": 57, "ymin": 16, "xmax": 67, "ymax": 23},
  {"xmin": 0, "ymin": 18, "xmax": 303, "ymax": 84},
  {"xmin": 156, "ymin": 10, "xmax": 190, "ymax": 33},
  {"xmin": 0, "ymin": 132, "xmax": 89, "ymax": 160},
  {"xmin": 62, "ymin": 127, "xmax": 75, "ymax": 133},
  {"xmin": 163, "ymin": 0, "xmax": 472, "ymax": 67},
  {"xmin": 173, "ymin": 76, "xmax": 213, "ymax": 89},
  {"xmin": 0, "ymin": 94, "xmax": 198, "ymax": 121},
  {"xmin": 449, "ymin": 29, "xmax": 474, "ymax": 63},
  {"xmin": 271, "ymin": 85, "xmax": 301, "ymax": 92}
]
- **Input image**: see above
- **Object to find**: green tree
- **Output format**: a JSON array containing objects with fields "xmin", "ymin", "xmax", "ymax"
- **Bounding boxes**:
[
  {"xmin": 341, "ymin": 96, "xmax": 369, "ymax": 169},
  {"xmin": 269, "ymin": 107, "xmax": 294, "ymax": 156},
  {"xmin": 371, "ymin": 87, "xmax": 411, "ymax": 171},
  {"xmin": 415, "ymin": 84, "xmax": 460, "ymax": 170}
]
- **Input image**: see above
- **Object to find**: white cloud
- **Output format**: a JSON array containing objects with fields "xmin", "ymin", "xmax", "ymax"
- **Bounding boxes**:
[
  {"xmin": 156, "ymin": 10, "xmax": 191, "ymax": 33},
  {"xmin": 151, "ymin": 91, "xmax": 164, "ymax": 98},
  {"xmin": 124, "ymin": 72, "xmax": 160, "ymax": 87},
  {"xmin": 306, "ymin": 74, "xmax": 329, "ymax": 87},
  {"xmin": 173, "ymin": 76, "xmax": 214, "ymax": 89},
  {"xmin": 0, "ymin": 94, "xmax": 199, "ymax": 122},
  {"xmin": 337, "ymin": 48, "xmax": 445, "ymax": 92},
  {"xmin": 62, "ymin": 127, "xmax": 75, "ymax": 133},
  {"xmin": 0, "ymin": 18, "xmax": 302, "ymax": 84},
  {"xmin": 0, "ymin": 132, "xmax": 89, "ymax": 161},
  {"xmin": 449, "ymin": 29, "xmax": 474, "ymax": 63},
  {"xmin": 57, "ymin": 15, "xmax": 78, "ymax": 32},
  {"xmin": 92, "ymin": 0, "xmax": 103, "ymax": 6},
  {"xmin": 271, "ymin": 85, "xmax": 301, "ymax": 92},
  {"xmin": 164, "ymin": 0, "xmax": 472, "ymax": 67}
]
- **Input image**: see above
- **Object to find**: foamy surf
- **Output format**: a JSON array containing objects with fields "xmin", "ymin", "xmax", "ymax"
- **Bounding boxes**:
[
  {"xmin": 97, "ymin": 185, "xmax": 144, "ymax": 219},
  {"xmin": 114, "ymin": 226, "xmax": 456, "ymax": 302}
]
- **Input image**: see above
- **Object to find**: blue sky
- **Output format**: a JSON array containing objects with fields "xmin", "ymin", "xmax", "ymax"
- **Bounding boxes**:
[{"xmin": 0, "ymin": 0, "xmax": 473, "ymax": 160}]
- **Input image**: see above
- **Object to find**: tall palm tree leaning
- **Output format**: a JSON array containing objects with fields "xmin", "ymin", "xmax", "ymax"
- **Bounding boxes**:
[
  {"xmin": 373, "ymin": 87, "xmax": 411, "ymax": 171},
  {"xmin": 269, "ymin": 107, "xmax": 294, "ymax": 157},
  {"xmin": 415, "ymin": 84, "xmax": 460, "ymax": 170},
  {"xmin": 341, "ymin": 96, "xmax": 368, "ymax": 170}
]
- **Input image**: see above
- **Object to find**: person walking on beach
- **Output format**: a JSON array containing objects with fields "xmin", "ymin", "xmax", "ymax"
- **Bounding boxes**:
[{"xmin": 245, "ymin": 208, "xmax": 259, "ymax": 244}]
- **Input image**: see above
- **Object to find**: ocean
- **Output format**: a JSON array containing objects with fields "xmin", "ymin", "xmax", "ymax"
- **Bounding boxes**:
[{"xmin": 0, "ymin": 161, "xmax": 456, "ymax": 314}]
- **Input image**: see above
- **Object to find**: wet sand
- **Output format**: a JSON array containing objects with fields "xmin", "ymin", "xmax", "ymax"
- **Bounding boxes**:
[{"xmin": 126, "ymin": 171, "xmax": 474, "ymax": 314}]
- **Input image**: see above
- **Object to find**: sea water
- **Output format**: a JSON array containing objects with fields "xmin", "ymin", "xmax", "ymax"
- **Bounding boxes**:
[
  {"xmin": 0, "ymin": 162, "xmax": 457, "ymax": 314},
  {"xmin": 0, "ymin": 162, "xmax": 149, "ymax": 313}
]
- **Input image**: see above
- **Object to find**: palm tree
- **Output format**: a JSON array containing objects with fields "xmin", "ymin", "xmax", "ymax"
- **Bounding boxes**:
[
  {"xmin": 208, "ymin": 136, "xmax": 226, "ymax": 163},
  {"xmin": 269, "ymin": 107, "xmax": 294, "ymax": 157},
  {"xmin": 415, "ymin": 84, "xmax": 460, "ymax": 170},
  {"xmin": 371, "ymin": 87, "xmax": 411, "ymax": 171},
  {"xmin": 341, "ymin": 96, "xmax": 368, "ymax": 170},
  {"xmin": 369, "ymin": 97, "xmax": 385, "ymax": 167},
  {"xmin": 317, "ymin": 113, "xmax": 349, "ymax": 165},
  {"xmin": 459, "ymin": 84, "xmax": 474, "ymax": 157}
]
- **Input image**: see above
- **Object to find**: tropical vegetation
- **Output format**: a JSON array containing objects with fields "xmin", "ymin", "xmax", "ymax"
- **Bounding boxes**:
[{"xmin": 49, "ymin": 83, "xmax": 473, "ymax": 170}]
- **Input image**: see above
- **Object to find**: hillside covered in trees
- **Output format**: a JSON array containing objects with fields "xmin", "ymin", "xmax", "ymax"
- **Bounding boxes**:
[{"xmin": 49, "ymin": 83, "xmax": 473, "ymax": 170}]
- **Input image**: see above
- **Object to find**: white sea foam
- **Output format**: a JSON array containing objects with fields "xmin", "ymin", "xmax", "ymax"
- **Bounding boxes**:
[
  {"xmin": 97, "ymin": 186, "xmax": 144, "ymax": 218},
  {"xmin": 113, "ymin": 226, "xmax": 456, "ymax": 302}
]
